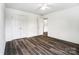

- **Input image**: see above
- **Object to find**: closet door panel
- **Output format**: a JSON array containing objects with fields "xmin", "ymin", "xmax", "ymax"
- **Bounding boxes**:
[{"xmin": 18, "ymin": 15, "xmax": 29, "ymax": 38}]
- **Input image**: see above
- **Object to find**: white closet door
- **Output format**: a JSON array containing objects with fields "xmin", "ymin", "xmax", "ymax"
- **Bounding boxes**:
[
  {"xmin": 6, "ymin": 14, "xmax": 21, "ymax": 40},
  {"xmin": 11, "ymin": 15, "xmax": 21, "ymax": 39},
  {"xmin": 18, "ymin": 15, "xmax": 28, "ymax": 38}
]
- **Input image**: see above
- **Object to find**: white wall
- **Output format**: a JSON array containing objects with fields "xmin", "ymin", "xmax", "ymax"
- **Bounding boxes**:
[
  {"xmin": 46, "ymin": 6, "xmax": 79, "ymax": 44},
  {"xmin": 0, "ymin": 3, "xmax": 5, "ymax": 55},
  {"xmin": 5, "ymin": 8, "xmax": 40, "ymax": 41}
]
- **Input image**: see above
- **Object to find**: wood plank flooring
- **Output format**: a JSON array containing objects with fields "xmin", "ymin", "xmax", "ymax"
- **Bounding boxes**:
[{"xmin": 4, "ymin": 35, "xmax": 79, "ymax": 55}]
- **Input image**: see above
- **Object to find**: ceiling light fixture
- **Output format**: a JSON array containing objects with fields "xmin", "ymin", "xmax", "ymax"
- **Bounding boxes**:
[{"xmin": 40, "ymin": 3, "xmax": 50, "ymax": 10}]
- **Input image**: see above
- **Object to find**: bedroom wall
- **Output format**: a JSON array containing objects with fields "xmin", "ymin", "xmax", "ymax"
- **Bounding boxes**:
[
  {"xmin": 46, "ymin": 6, "xmax": 79, "ymax": 44},
  {"xmin": 0, "ymin": 3, "xmax": 5, "ymax": 55},
  {"xmin": 5, "ymin": 8, "xmax": 40, "ymax": 41}
]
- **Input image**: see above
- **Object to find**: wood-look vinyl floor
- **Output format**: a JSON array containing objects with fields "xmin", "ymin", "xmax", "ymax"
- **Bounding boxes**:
[{"xmin": 4, "ymin": 35, "xmax": 79, "ymax": 55}]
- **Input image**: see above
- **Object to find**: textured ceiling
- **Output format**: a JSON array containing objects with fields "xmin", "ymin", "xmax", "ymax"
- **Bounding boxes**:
[{"xmin": 5, "ymin": 3, "xmax": 79, "ymax": 15}]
